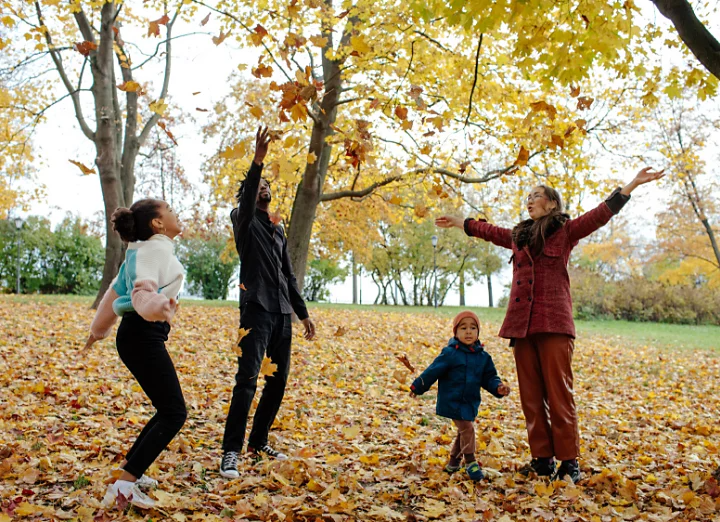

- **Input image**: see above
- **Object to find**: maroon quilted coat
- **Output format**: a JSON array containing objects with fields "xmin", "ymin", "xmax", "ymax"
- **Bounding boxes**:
[{"xmin": 464, "ymin": 191, "xmax": 627, "ymax": 339}]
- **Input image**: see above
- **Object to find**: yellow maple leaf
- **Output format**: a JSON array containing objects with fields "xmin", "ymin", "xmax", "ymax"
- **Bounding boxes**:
[
  {"xmin": 149, "ymin": 99, "xmax": 168, "ymax": 116},
  {"xmin": 350, "ymin": 35, "xmax": 371, "ymax": 55},
  {"xmin": 117, "ymin": 80, "xmax": 141, "ymax": 92},
  {"xmin": 290, "ymin": 102, "xmax": 307, "ymax": 122},
  {"xmin": 249, "ymin": 106, "xmax": 264, "ymax": 119},
  {"xmin": 310, "ymin": 35, "xmax": 328, "ymax": 47},
  {"xmin": 68, "ymin": 159, "xmax": 95, "ymax": 175},
  {"xmin": 307, "ymin": 152, "xmax": 317, "ymax": 164},
  {"xmin": 260, "ymin": 356, "xmax": 277, "ymax": 377},
  {"xmin": 220, "ymin": 140, "xmax": 250, "ymax": 160}
]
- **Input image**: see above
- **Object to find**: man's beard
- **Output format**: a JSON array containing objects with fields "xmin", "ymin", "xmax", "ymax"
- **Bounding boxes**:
[{"xmin": 259, "ymin": 193, "xmax": 272, "ymax": 203}]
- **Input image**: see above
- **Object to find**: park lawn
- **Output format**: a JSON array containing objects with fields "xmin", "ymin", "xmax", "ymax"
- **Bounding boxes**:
[
  {"xmin": 1, "ymin": 298, "xmax": 719, "ymax": 521},
  {"xmin": 7, "ymin": 295, "xmax": 718, "ymax": 351}
]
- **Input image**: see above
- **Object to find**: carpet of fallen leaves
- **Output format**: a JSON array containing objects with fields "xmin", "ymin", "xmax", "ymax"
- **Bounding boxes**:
[{"xmin": 1, "ymin": 299, "xmax": 720, "ymax": 522}]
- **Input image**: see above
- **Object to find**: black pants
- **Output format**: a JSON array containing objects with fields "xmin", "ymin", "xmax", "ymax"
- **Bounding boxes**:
[
  {"xmin": 223, "ymin": 303, "xmax": 292, "ymax": 452},
  {"xmin": 116, "ymin": 312, "xmax": 187, "ymax": 478}
]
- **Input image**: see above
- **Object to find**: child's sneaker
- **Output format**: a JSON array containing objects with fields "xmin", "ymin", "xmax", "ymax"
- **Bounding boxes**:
[
  {"xmin": 444, "ymin": 462, "xmax": 461, "ymax": 473},
  {"xmin": 135, "ymin": 474, "xmax": 158, "ymax": 489},
  {"xmin": 465, "ymin": 462, "xmax": 484, "ymax": 481},
  {"xmin": 552, "ymin": 460, "xmax": 581, "ymax": 483},
  {"xmin": 518, "ymin": 457, "xmax": 556, "ymax": 477},
  {"xmin": 248, "ymin": 444, "xmax": 288, "ymax": 460},
  {"xmin": 102, "ymin": 480, "xmax": 155, "ymax": 509}
]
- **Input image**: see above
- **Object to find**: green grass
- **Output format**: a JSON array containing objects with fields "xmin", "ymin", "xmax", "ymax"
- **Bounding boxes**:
[{"xmin": 3, "ymin": 295, "xmax": 718, "ymax": 351}]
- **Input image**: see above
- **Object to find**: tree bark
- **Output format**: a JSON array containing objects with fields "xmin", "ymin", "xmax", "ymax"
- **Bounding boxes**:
[
  {"xmin": 651, "ymin": 0, "xmax": 720, "ymax": 79},
  {"xmin": 700, "ymin": 218, "xmax": 720, "ymax": 269},
  {"xmin": 459, "ymin": 269, "xmax": 465, "ymax": 306},
  {"xmin": 352, "ymin": 253, "xmax": 358, "ymax": 304}
]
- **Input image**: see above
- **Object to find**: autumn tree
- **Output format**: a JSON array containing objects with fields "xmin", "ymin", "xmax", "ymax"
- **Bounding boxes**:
[
  {"xmin": 1, "ymin": 0, "xmax": 195, "ymax": 306},
  {"xmin": 201, "ymin": 0, "xmax": 626, "ymax": 293}
]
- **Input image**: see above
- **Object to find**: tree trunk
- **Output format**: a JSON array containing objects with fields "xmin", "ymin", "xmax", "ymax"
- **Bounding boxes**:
[
  {"xmin": 352, "ymin": 253, "xmax": 358, "ymax": 304},
  {"xmin": 700, "ymin": 218, "xmax": 720, "ymax": 268},
  {"xmin": 459, "ymin": 269, "xmax": 465, "ymax": 306},
  {"xmin": 91, "ymin": 3, "xmax": 124, "ymax": 308},
  {"xmin": 487, "ymin": 274, "xmax": 494, "ymax": 307}
]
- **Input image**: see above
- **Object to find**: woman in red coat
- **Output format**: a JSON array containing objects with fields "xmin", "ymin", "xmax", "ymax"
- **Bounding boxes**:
[{"xmin": 436, "ymin": 167, "xmax": 664, "ymax": 482}]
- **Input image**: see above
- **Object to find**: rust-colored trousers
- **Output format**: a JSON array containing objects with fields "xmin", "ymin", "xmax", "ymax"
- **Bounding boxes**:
[
  {"xmin": 513, "ymin": 333, "xmax": 579, "ymax": 461},
  {"xmin": 449, "ymin": 420, "xmax": 476, "ymax": 460}
]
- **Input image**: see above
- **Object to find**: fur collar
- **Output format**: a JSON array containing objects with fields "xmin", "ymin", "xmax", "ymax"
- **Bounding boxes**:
[{"xmin": 511, "ymin": 213, "xmax": 570, "ymax": 253}]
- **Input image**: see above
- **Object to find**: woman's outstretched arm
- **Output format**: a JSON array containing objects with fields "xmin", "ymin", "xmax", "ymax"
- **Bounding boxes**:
[{"xmin": 436, "ymin": 215, "xmax": 513, "ymax": 250}]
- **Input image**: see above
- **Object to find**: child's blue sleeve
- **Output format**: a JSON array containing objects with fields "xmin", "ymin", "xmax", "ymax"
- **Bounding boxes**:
[
  {"xmin": 411, "ymin": 349, "xmax": 453, "ymax": 395},
  {"xmin": 481, "ymin": 355, "xmax": 504, "ymax": 398}
]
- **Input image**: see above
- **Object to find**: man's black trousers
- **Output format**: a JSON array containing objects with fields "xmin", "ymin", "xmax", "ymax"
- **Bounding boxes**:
[{"xmin": 222, "ymin": 303, "xmax": 292, "ymax": 452}]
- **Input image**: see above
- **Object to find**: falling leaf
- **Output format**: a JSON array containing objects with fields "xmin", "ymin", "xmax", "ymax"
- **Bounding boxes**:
[
  {"xmin": 259, "ymin": 356, "xmax": 277, "ymax": 377},
  {"xmin": 392, "ymin": 370, "xmax": 408, "ymax": 384},
  {"xmin": 117, "ymin": 80, "xmax": 141, "ymax": 93},
  {"xmin": 200, "ymin": 13, "xmax": 210, "ymax": 26},
  {"xmin": 394, "ymin": 106, "xmax": 408, "ymax": 120},
  {"xmin": 68, "ymin": 159, "xmax": 95, "ymax": 175},
  {"xmin": 576, "ymin": 96, "xmax": 594, "ymax": 110},
  {"xmin": 290, "ymin": 102, "xmax": 307, "ymax": 122},
  {"xmin": 212, "ymin": 31, "xmax": 230, "ymax": 46},
  {"xmin": 157, "ymin": 121, "xmax": 178, "ymax": 146},
  {"xmin": 249, "ymin": 106, "xmax": 264, "ymax": 119},
  {"xmin": 396, "ymin": 354, "xmax": 416, "ymax": 373},
  {"xmin": 310, "ymin": 35, "xmax": 328, "ymax": 47},
  {"xmin": 149, "ymin": 99, "xmax": 168, "ymax": 116},
  {"xmin": 250, "ymin": 24, "xmax": 268, "ymax": 46},
  {"xmin": 252, "ymin": 64, "xmax": 273, "ymax": 78},
  {"xmin": 529, "ymin": 100, "xmax": 558, "ymax": 120},
  {"xmin": 307, "ymin": 152, "xmax": 317, "ymax": 164},
  {"xmin": 268, "ymin": 210, "xmax": 282, "ymax": 225},
  {"xmin": 192, "ymin": 91, "xmax": 201, "ymax": 95},
  {"xmin": 73, "ymin": 41, "xmax": 97, "ymax": 56},
  {"xmin": 147, "ymin": 14, "xmax": 170, "ymax": 38},
  {"xmin": 414, "ymin": 204, "xmax": 428, "ymax": 218},
  {"xmin": 513, "ymin": 146, "xmax": 529, "ymax": 166},
  {"xmin": 570, "ymin": 85, "xmax": 581, "ymax": 97},
  {"xmin": 549, "ymin": 134, "xmax": 564, "ymax": 149},
  {"xmin": 334, "ymin": 326, "xmax": 346, "ymax": 336},
  {"xmin": 240, "ymin": 283, "xmax": 247, "ymax": 290}
]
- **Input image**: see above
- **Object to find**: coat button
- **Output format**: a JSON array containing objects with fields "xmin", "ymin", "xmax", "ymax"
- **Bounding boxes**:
[
  {"xmin": 516, "ymin": 281, "xmax": 521, "ymax": 285},
  {"xmin": 529, "ymin": 262, "xmax": 533, "ymax": 266},
  {"xmin": 517, "ymin": 262, "xmax": 522, "ymax": 268},
  {"xmin": 528, "ymin": 296, "xmax": 532, "ymax": 301},
  {"xmin": 515, "ymin": 297, "xmax": 520, "ymax": 302},
  {"xmin": 529, "ymin": 279, "xmax": 533, "ymax": 284}
]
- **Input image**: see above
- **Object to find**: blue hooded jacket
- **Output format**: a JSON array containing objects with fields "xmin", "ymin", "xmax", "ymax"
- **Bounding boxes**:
[{"xmin": 410, "ymin": 338, "xmax": 504, "ymax": 421}]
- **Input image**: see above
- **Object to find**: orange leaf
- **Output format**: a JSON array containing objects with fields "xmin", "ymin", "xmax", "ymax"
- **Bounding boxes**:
[
  {"xmin": 200, "ymin": 13, "xmax": 210, "ymax": 26},
  {"xmin": 414, "ymin": 204, "xmax": 428, "ymax": 218},
  {"xmin": 268, "ymin": 210, "xmax": 282, "ymax": 225},
  {"xmin": 250, "ymin": 24, "xmax": 268, "ymax": 46},
  {"xmin": 252, "ymin": 64, "xmax": 273, "ymax": 78},
  {"xmin": 570, "ymin": 85, "xmax": 580, "ymax": 98},
  {"xmin": 260, "ymin": 356, "xmax": 278, "ymax": 377},
  {"xmin": 334, "ymin": 326, "xmax": 346, "ymax": 337},
  {"xmin": 513, "ymin": 146, "xmax": 529, "ymax": 167},
  {"xmin": 68, "ymin": 159, "xmax": 95, "ymax": 175},
  {"xmin": 74, "ymin": 41, "xmax": 97, "ymax": 56},
  {"xmin": 396, "ymin": 354, "xmax": 416, "ymax": 373},
  {"xmin": 147, "ymin": 14, "xmax": 169, "ymax": 38},
  {"xmin": 212, "ymin": 30, "xmax": 230, "ymax": 46},
  {"xmin": 394, "ymin": 106, "xmax": 408, "ymax": 120},
  {"xmin": 249, "ymin": 106, "xmax": 264, "ymax": 119},
  {"xmin": 549, "ymin": 134, "xmax": 564, "ymax": 150},
  {"xmin": 117, "ymin": 81, "xmax": 142, "ymax": 93},
  {"xmin": 157, "ymin": 121, "xmax": 178, "ymax": 146},
  {"xmin": 240, "ymin": 283, "xmax": 247, "ymax": 290},
  {"xmin": 576, "ymin": 96, "xmax": 594, "ymax": 110}
]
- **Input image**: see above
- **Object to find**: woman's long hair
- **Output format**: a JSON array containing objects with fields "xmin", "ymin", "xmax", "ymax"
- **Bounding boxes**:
[{"xmin": 511, "ymin": 185, "xmax": 568, "ymax": 254}]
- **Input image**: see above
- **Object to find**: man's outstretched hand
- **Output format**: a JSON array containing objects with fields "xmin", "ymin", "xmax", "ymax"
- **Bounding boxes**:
[{"xmin": 253, "ymin": 126, "xmax": 271, "ymax": 166}]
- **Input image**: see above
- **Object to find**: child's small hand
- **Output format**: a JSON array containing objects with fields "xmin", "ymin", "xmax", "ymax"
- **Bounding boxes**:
[
  {"xmin": 409, "ymin": 389, "xmax": 419, "ymax": 399},
  {"xmin": 497, "ymin": 383, "xmax": 511, "ymax": 396}
]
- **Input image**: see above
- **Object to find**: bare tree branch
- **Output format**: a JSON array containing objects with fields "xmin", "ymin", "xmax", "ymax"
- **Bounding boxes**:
[
  {"xmin": 35, "ymin": 1, "xmax": 95, "ymax": 141},
  {"xmin": 465, "ymin": 33, "xmax": 483, "ymax": 127},
  {"xmin": 320, "ymin": 174, "xmax": 404, "ymax": 202}
]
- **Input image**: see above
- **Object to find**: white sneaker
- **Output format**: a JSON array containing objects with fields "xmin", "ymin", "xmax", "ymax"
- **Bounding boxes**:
[
  {"xmin": 102, "ymin": 480, "xmax": 156, "ymax": 509},
  {"xmin": 135, "ymin": 474, "xmax": 158, "ymax": 489},
  {"xmin": 220, "ymin": 451, "xmax": 240, "ymax": 479}
]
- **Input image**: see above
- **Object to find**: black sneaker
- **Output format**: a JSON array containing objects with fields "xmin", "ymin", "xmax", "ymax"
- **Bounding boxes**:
[
  {"xmin": 248, "ymin": 444, "xmax": 288, "ymax": 460},
  {"xmin": 219, "ymin": 451, "xmax": 240, "ymax": 479},
  {"xmin": 518, "ymin": 457, "xmax": 556, "ymax": 477},
  {"xmin": 552, "ymin": 459, "xmax": 581, "ymax": 483}
]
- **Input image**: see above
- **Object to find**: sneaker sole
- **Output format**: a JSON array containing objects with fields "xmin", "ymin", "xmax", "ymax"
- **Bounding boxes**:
[{"xmin": 219, "ymin": 468, "xmax": 240, "ymax": 479}]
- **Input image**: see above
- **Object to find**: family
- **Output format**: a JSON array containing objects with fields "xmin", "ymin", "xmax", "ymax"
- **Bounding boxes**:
[{"xmin": 83, "ymin": 127, "xmax": 665, "ymax": 509}]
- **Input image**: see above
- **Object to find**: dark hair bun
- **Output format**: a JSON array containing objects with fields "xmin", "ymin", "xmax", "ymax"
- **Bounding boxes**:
[{"xmin": 111, "ymin": 207, "xmax": 136, "ymax": 242}]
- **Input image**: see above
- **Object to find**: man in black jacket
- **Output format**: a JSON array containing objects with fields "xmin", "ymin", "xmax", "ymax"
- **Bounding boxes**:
[{"xmin": 220, "ymin": 126, "xmax": 316, "ymax": 479}]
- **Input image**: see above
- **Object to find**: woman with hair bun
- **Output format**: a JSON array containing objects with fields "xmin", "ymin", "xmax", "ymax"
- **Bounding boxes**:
[{"xmin": 83, "ymin": 198, "xmax": 185, "ymax": 510}]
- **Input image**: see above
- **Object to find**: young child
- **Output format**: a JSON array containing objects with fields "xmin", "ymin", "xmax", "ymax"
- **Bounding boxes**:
[{"xmin": 410, "ymin": 311, "xmax": 510, "ymax": 481}]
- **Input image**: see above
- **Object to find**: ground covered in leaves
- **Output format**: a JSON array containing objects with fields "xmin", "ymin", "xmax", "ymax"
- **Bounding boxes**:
[{"xmin": 1, "ymin": 299, "xmax": 719, "ymax": 521}]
